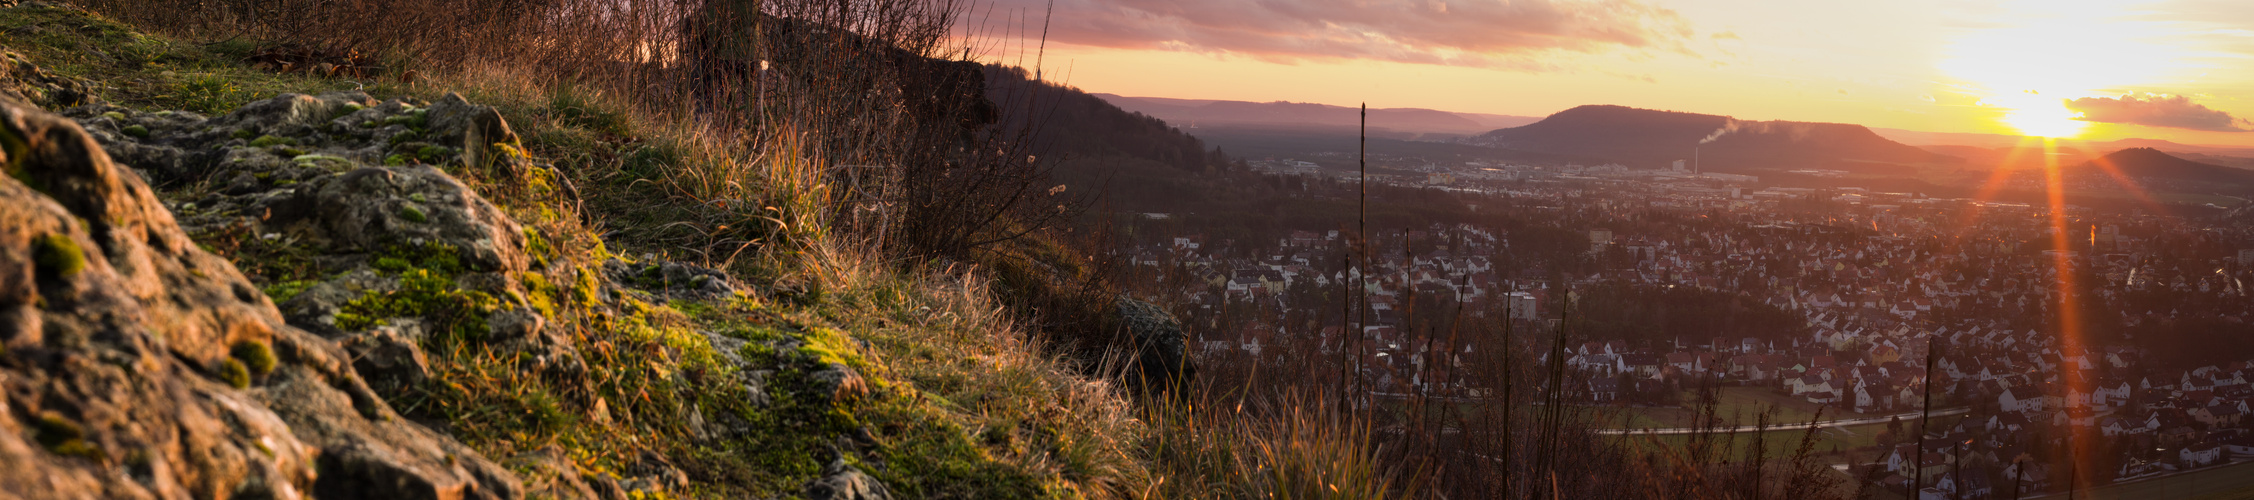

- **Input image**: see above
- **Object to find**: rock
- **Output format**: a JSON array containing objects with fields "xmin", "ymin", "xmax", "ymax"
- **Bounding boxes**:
[
  {"xmin": 486, "ymin": 308, "xmax": 585, "ymax": 377},
  {"xmin": 0, "ymin": 49, "xmax": 95, "ymax": 110},
  {"xmin": 804, "ymin": 460, "xmax": 893, "ymax": 500},
  {"xmin": 616, "ymin": 450, "xmax": 689, "ymax": 497},
  {"xmin": 462, "ymin": 104, "xmax": 520, "ymax": 177},
  {"xmin": 342, "ymin": 321, "xmax": 431, "ymax": 394},
  {"xmin": 509, "ymin": 446, "xmax": 611, "ymax": 500},
  {"xmin": 603, "ymin": 257, "xmax": 739, "ymax": 298},
  {"xmin": 810, "ymin": 363, "xmax": 869, "ymax": 403},
  {"xmin": 71, "ymin": 90, "xmax": 589, "ymax": 405},
  {"xmin": 0, "ymin": 96, "xmax": 521, "ymax": 498},
  {"xmin": 1115, "ymin": 297, "xmax": 1194, "ymax": 391}
]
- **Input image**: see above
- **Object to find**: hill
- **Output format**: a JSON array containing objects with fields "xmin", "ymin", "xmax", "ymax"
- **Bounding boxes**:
[
  {"xmin": 2070, "ymin": 147, "xmax": 2254, "ymax": 187},
  {"xmin": 1093, "ymin": 93, "xmax": 1539, "ymax": 138},
  {"xmin": 1465, "ymin": 105, "xmax": 1953, "ymax": 173},
  {"xmin": 989, "ymin": 70, "xmax": 1226, "ymax": 173}
]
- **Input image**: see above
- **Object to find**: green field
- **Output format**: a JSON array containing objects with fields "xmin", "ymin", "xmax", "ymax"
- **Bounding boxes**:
[{"xmin": 1599, "ymin": 387, "xmax": 1872, "ymax": 430}]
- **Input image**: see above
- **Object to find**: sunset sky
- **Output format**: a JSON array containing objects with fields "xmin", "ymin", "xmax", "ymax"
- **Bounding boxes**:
[{"xmin": 971, "ymin": 0, "xmax": 2254, "ymax": 147}]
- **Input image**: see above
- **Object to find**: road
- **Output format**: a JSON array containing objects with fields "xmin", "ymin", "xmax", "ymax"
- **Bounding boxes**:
[
  {"xmin": 2024, "ymin": 459, "xmax": 2254, "ymax": 499},
  {"xmin": 1596, "ymin": 407, "xmax": 1971, "ymax": 435}
]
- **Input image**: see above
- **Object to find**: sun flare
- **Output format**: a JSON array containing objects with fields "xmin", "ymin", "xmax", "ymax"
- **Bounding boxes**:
[
  {"xmin": 1936, "ymin": 0, "xmax": 2188, "ymax": 139},
  {"xmin": 1992, "ymin": 93, "xmax": 2088, "ymax": 138}
]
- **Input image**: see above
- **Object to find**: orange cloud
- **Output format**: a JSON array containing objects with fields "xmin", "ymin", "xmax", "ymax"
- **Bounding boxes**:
[
  {"xmin": 983, "ymin": 0, "xmax": 1694, "ymax": 70},
  {"xmin": 2066, "ymin": 93, "xmax": 2254, "ymax": 132}
]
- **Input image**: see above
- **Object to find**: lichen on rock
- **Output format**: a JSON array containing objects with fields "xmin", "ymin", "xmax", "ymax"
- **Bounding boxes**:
[{"xmin": 0, "ymin": 87, "xmax": 522, "ymax": 500}]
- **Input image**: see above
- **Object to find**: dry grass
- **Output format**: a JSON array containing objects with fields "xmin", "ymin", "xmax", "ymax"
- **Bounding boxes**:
[{"xmin": 24, "ymin": 2, "xmax": 1694, "ymax": 498}]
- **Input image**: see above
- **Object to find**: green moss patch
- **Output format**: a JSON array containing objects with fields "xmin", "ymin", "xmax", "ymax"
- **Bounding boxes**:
[
  {"xmin": 247, "ymin": 134, "xmax": 293, "ymax": 147},
  {"xmin": 32, "ymin": 233, "xmax": 86, "ymax": 279},
  {"xmin": 219, "ymin": 358, "xmax": 250, "ymax": 388},
  {"xmin": 231, "ymin": 340, "xmax": 276, "ymax": 376}
]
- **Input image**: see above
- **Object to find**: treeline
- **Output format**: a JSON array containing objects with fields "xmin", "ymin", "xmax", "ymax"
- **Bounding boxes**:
[{"xmin": 984, "ymin": 65, "xmax": 1226, "ymax": 173}]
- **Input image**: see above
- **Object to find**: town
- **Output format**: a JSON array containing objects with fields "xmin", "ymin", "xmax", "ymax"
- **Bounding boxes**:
[{"xmin": 1123, "ymin": 155, "xmax": 2254, "ymax": 499}]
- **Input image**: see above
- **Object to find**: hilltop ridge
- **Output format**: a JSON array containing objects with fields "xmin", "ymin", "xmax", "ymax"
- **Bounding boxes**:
[{"xmin": 1466, "ymin": 104, "xmax": 1953, "ymax": 172}]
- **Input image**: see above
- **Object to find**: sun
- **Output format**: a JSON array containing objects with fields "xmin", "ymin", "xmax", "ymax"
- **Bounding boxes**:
[
  {"xmin": 1992, "ymin": 92, "xmax": 2088, "ymax": 138},
  {"xmin": 1935, "ymin": 0, "xmax": 2189, "ymax": 139}
]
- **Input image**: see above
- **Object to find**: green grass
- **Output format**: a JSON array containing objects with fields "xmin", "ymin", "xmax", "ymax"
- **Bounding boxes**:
[
  {"xmin": 1599, "ymin": 386, "xmax": 1867, "ymax": 430},
  {"xmin": 0, "ymin": 5, "xmax": 374, "ymax": 115}
]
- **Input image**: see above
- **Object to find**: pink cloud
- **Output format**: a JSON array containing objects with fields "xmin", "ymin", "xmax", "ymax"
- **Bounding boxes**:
[{"xmin": 976, "ymin": 0, "xmax": 1695, "ymax": 70}]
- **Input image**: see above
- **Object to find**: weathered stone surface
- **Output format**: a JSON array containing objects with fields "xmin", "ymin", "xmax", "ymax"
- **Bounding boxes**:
[
  {"xmin": 0, "ymin": 96, "xmax": 520, "ymax": 499},
  {"xmin": 342, "ymin": 322, "xmax": 432, "ymax": 394},
  {"xmin": 69, "ymin": 89, "xmax": 589, "ymax": 403},
  {"xmin": 1116, "ymin": 296, "xmax": 1194, "ymax": 391},
  {"xmin": 803, "ymin": 460, "xmax": 893, "ymax": 500},
  {"xmin": 604, "ymin": 256, "xmax": 738, "ymax": 298},
  {"xmin": 508, "ymin": 446, "xmax": 614, "ymax": 500},
  {"xmin": 0, "ymin": 49, "xmax": 95, "ymax": 110}
]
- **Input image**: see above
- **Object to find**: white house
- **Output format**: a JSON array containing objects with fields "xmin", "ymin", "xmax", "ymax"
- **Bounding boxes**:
[{"xmin": 2182, "ymin": 444, "xmax": 2223, "ymax": 467}]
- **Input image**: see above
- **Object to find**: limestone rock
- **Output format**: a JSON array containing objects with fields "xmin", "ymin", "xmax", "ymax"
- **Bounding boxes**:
[
  {"xmin": 0, "ymin": 95, "xmax": 520, "ymax": 499},
  {"xmin": 804, "ymin": 460, "xmax": 893, "ymax": 500},
  {"xmin": 0, "ymin": 49, "xmax": 95, "ymax": 110},
  {"xmin": 70, "ymin": 90, "xmax": 586, "ymax": 403},
  {"xmin": 604, "ymin": 256, "xmax": 739, "ymax": 298}
]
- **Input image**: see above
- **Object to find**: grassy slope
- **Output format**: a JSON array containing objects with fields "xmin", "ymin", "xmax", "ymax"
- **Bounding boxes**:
[{"xmin": 0, "ymin": 5, "xmax": 1148, "ymax": 498}]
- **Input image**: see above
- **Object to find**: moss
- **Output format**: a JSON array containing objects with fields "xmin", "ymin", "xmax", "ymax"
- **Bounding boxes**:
[
  {"xmin": 31, "ymin": 412, "xmax": 83, "ymax": 449},
  {"xmin": 373, "ymin": 256, "xmax": 413, "ymax": 272},
  {"xmin": 417, "ymin": 145, "xmax": 452, "ymax": 162},
  {"xmin": 571, "ymin": 266, "xmax": 602, "ymax": 305},
  {"xmin": 337, "ymin": 244, "xmax": 491, "ymax": 337},
  {"xmin": 231, "ymin": 340, "xmax": 277, "ymax": 376},
  {"xmin": 219, "ymin": 358, "xmax": 250, "ymax": 388},
  {"xmin": 389, "ymin": 129, "xmax": 420, "ymax": 145},
  {"xmin": 262, "ymin": 279, "xmax": 317, "ymax": 302},
  {"xmin": 275, "ymin": 146, "xmax": 307, "ymax": 157},
  {"xmin": 385, "ymin": 154, "xmax": 409, "ymax": 166},
  {"xmin": 522, "ymin": 228, "xmax": 554, "ymax": 266},
  {"xmin": 521, "ymin": 273, "xmax": 559, "ymax": 318},
  {"xmin": 382, "ymin": 110, "xmax": 428, "ymax": 128},
  {"xmin": 120, "ymin": 124, "xmax": 148, "ymax": 138},
  {"xmin": 101, "ymin": 111, "xmax": 125, "ymax": 121},
  {"xmin": 248, "ymin": 134, "xmax": 293, "ymax": 147},
  {"xmin": 231, "ymin": 128, "xmax": 256, "ymax": 140},
  {"xmin": 50, "ymin": 439, "xmax": 105, "ymax": 461},
  {"xmin": 400, "ymin": 205, "xmax": 427, "ymax": 223},
  {"xmin": 32, "ymin": 233, "xmax": 86, "ymax": 279}
]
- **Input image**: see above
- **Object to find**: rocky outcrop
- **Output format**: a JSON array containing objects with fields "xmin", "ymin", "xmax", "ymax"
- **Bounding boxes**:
[
  {"xmin": 69, "ymin": 90, "xmax": 589, "ymax": 383},
  {"xmin": 1116, "ymin": 297, "xmax": 1194, "ymax": 392},
  {"xmin": 0, "ymin": 94, "xmax": 520, "ymax": 498}
]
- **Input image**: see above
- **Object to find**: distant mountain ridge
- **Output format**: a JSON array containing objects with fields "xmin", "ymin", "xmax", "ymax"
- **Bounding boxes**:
[
  {"xmin": 1872, "ymin": 127, "xmax": 2254, "ymax": 157},
  {"xmin": 2069, "ymin": 148, "xmax": 2254, "ymax": 187},
  {"xmin": 1092, "ymin": 94, "xmax": 1540, "ymax": 137},
  {"xmin": 1463, "ymin": 105, "xmax": 1952, "ymax": 173}
]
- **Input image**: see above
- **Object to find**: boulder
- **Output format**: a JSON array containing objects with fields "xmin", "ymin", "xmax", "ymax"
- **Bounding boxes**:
[{"xmin": 1115, "ymin": 297, "xmax": 1194, "ymax": 391}]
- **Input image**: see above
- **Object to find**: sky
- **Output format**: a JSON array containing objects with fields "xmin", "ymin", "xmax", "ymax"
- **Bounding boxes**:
[{"xmin": 965, "ymin": 0, "xmax": 2254, "ymax": 147}]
